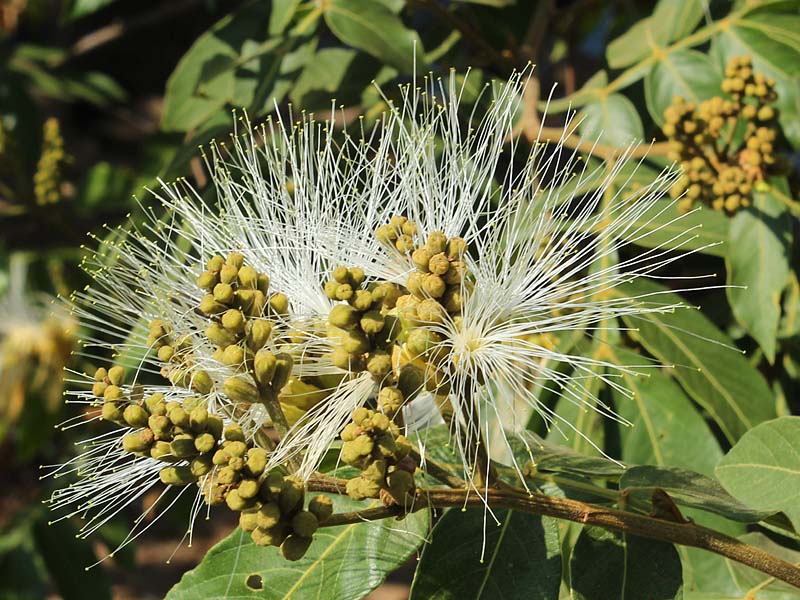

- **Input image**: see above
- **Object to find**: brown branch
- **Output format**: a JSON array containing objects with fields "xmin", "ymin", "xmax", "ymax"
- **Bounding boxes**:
[
  {"xmin": 409, "ymin": 449, "xmax": 467, "ymax": 489},
  {"xmin": 308, "ymin": 477, "xmax": 800, "ymax": 588}
]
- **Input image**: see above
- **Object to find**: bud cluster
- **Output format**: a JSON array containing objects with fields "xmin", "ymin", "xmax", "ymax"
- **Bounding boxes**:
[
  {"xmin": 236, "ymin": 472, "xmax": 334, "ymax": 560},
  {"xmin": 34, "ymin": 117, "xmax": 68, "ymax": 206},
  {"xmin": 340, "ymin": 408, "xmax": 416, "ymax": 504},
  {"xmin": 663, "ymin": 56, "xmax": 781, "ymax": 214}
]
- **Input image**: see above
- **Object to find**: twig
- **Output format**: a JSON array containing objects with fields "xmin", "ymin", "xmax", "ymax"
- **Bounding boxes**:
[
  {"xmin": 408, "ymin": 448, "xmax": 467, "ymax": 489},
  {"xmin": 308, "ymin": 476, "xmax": 800, "ymax": 588}
]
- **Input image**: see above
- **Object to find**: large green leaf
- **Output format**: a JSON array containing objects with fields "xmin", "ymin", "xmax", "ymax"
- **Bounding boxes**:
[
  {"xmin": 726, "ymin": 181, "xmax": 793, "ymax": 364},
  {"xmin": 579, "ymin": 93, "xmax": 644, "ymax": 147},
  {"xmin": 608, "ymin": 347, "xmax": 723, "ymax": 476},
  {"xmin": 727, "ymin": 532, "xmax": 800, "ymax": 598},
  {"xmin": 716, "ymin": 417, "xmax": 800, "ymax": 531},
  {"xmin": 569, "ymin": 526, "xmax": 683, "ymax": 600},
  {"xmin": 512, "ymin": 431, "xmax": 624, "ymax": 479},
  {"xmin": 617, "ymin": 279, "xmax": 776, "ymax": 443},
  {"xmin": 645, "ymin": 50, "xmax": 723, "ymax": 125},
  {"xmin": 166, "ymin": 494, "xmax": 429, "ymax": 599},
  {"xmin": 712, "ymin": 13, "xmax": 800, "ymax": 146},
  {"xmin": 618, "ymin": 199, "xmax": 727, "ymax": 258},
  {"xmin": 619, "ymin": 466, "xmax": 770, "ymax": 523},
  {"xmin": 323, "ymin": 0, "xmax": 422, "ymax": 74},
  {"xmin": 606, "ymin": 0, "xmax": 706, "ymax": 69},
  {"xmin": 410, "ymin": 509, "xmax": 561, "ymax": 600},
  {"xmin": 162, "ymin": 3, "xmax": 302, "ymax": 132}
]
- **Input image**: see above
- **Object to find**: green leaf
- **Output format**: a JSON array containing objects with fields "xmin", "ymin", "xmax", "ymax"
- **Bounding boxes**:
[
  {"xmin": 512, "ymin": 431, "xmax": 625, "ymax": 478},
  {"xmin": 167, "ymin": 494, "xmax": 429, "ymax": 599},
  {"xmin": 713, "ymin": 14, "xmax": 800, "ymax": 146},
  {"xmin": 608, "ymin": 346, "xmax": 723, "ymax": 476},
  {"xmin": 726, "ymin": 180, "xmax": 793, "ymax": 364},
  {"xmin": 616, "ymin": 279, "xmax": 776, "ymax": 443},
  {"xmin": 570, "ymin": 526, "xmax": 683, "ymax": 599},
  {"xmin": 162, "ymin": 3, "xmax": 294, "ymax": 132},
  {"xmin": 727, "ymin": 532, "xmax": 800, "ymax": 597},
  {"xmin": 68, "ymin": 0, "xmax": 117, "ymax": 19},
  {"xmin": 579, "ymin": 94, "xmax": 643, "ymax": 147},
  {"xmin": 544, "ymin": 70, "xmax": 607, "ymax": 114},
  {"xmin": 620, "ymin": 466, "xmax": 770, "ymax": 522},
  {"xmin": 270, "ymin": 0, "xmax": 303, "ymax": 35},
  {"xmin": 410, "ymin": 509, "xmax": 561, "ymax": 600},
  {"xmin": 645, "ymin": 50, "xmax": 723, "ymax": 125},
  {"xmin": 453, "ymin": 0, "xmax": 516, "ymax": 6},
  {"xmin": 716, "ymin": 416, "xmax": 800, "ymax": 531},
  {"xmin": 779, "ymin": 270, "xmax": 800, "ymax": 339},
  {"xmin": 323, "ymin": 0, "xmax": 423, "ymax": 74},
  {"xmin": 621, "ymin": 199, "xmax": 727, "ymax": 258},
  {"xmin": 289, "ymin": 48, "xmax": 380, "ymax": 109}
]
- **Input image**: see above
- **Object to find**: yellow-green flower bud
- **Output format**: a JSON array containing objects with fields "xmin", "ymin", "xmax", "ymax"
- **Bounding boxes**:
[
  {"xmin": 341, "ymin": 422, "xmax": 359, "ymax": 442},
  {"xmin": 224, "ymin": 376, "xmax": 258, "ymax": 404},
  {"xmin": 342, "ymin": 330, "xmax": 370, "ymax": 354},
  {"xmin": 247, "ymin": 290, "xmax": 267, "ymax": 317},
  {"xmin": 378, "ymin": 387, "xmax": 404, "ymax": 416},
  {"xmin": 257, "ymin": 503, "xmax": 282, "ymax": 529},
  {"xmin": 350, "ymin": 290, "xmax": 373, "ymax": 311},
  {"xmin": 108, "ymin": 365, "xmax": 125, "ymax": 386},
  {"xmin": 417, "ymin": 298, "xmax": 445, "ymax": 323},
  {"xmin": 360, "ymin": 310, "xmax": 385, "ymax": 334},
  {"xmin": 168, "ymin": 406, "xmax": 189, "ymax": 428},
  {"xmin": 348, "ymin": 267, "xmax": 364, "ymax": 286},
  {"xmin": 197, "ymin": 270, "xmax": 218, "ymax": 291},
  {"xmin": 345, "ymin": 476, "xmax": 380, "ymax": 501},
  {"xmin": 257, "ymin": 274, "xmax": 270, "ymax": 295},
  {"xmin": 246, "ymin": 447, "xmax": 268, "ymax": 477},
  {"xmin": 246, "ymin": 319, "xmax": 273, "ymax": 351},
  {"xmin": 222, "ymin": 344, "xmax": 245, "ymax": 367},
  {"xmin": 224, "ymin": 423, "xmax": 246, "ymax": 442},
  {"xmin": 272, "ymin": 353, "xmax": 293, "ymax": 392},
  {"xmin": 207, "ymin": 255, "xmax": 224, "ymax": 272},
  {"xmin": 446, "ymin": 237, "xmax": 467, "ymax": 260},
  {"xmin": 329, "ymin": 304, "xmax": 360, "ymax": 330},
  {"xmin": 123, "ymin": 404, "xmax": 149, "ymax": 428},
  {"xmin": 367, "ymin": 352, "xmax": 392, "ymax": 378},
  {"xmin": 422, "ymin": 274, "xmax": 446, "ymax": 298},
  {"xmin": 252, "ymin": 524, "xmax": 287, "ymax": 547},
  {"xmin": 160, "ymin": 465, "xmax": 196, "ymax": 486},
  {"xmin": 443, "ymin": 288, "xmax": 463, "ymax": 314},
  {"xmin": 308, "ymin": 496, "xmax": 333, "ymax": 524},
  {"xmin": 219, "ymin": 264, "xmax": 238, "ymax": 285},
  {"xmin": 145, "ymin": 393, "xmax": 165, "ymax": 414},
  {"xmin": 291, "ymin": 511, "xmax": 319, "ymax": 537},
  {"xmin": 103, "ymin": 385, "xmax": 123, "ymax": 402},
  {"xmin": 240, "ymin": 511, "xmax": 259, "ymax": 532},
  {"xmin": 101, "ymin": 401, "xmax": 124, "ymax": 423},
  {"xmin": 92, "ymin": 381, "xmax": 108, "ymax": 398},
  {"xmin": 387, "ymin": 469, "xmax": 415, "ymax": 501},
  {"xmin": 194, "ymin": 432, "xmax": 216, "ymax": 453},
  {"xmin": 407, "ymin": 328, "xmax": 443, "ymax": 359},
  {"xmin": 200, "ymin": 294, "xmax": 225, "ymax": 315},
  {"xmin": 254, "ymin": 349, "xmax": 277, "ymax": 387},
  {"xmin": 226, "ymin": 252, "xmax": 244, "ymax": 269},
  {"xmin": 207, "ymin": 415, "xmax": 224, "ymax": 439},
  {"xmin": 213, "ymin": 283, "xmax": 235, "ymax": 305},
  {"xmin": 237, "ymin": 265, "xmax": 258, "ymax": 289},
  {"xmin": 191, "ymin": 370, "xmax": 213, "ymax": 395},
  {"xmin": 412, "ymin": 247, "xmax": 431, "ymax": 272},
  {"xmin": 217, "ymin": 466, "xmax": 239, "ymax": 485},
  {"xmin": 406, "ymin": 272, "xmax": 425, "ymax": 298},
  {"xmin": 280, "ymin": 535, "xmax": 312, "ymax": 561},
  {"xmin": 171, "ymin": 435, "xmax": 197, "ymax": 458},
  {"xmin": 226, "ymin": 488, "xmax": 254, "ymax": 512},
  {"xmin": 150, "ymin": 440, "xmax": 173, "ymax": 461},
  {"xmin": 225, "ymin": 440, "xmax": 248, "ymax": 458},
  {"xmin": 335, "ymin": 283, "xmax": 353, "ymax": 301},
  {"xmin": 426, "ymin": 231, "xmax": 447, "ymax": 254},
  {"xmin": 331, "ymin": 347, "xmax": 363, "ymax": 371},
  {"xmin": 341, "ymin": 435, "xmax": 374, "ymax": 465},
  {"xmin": 157, "ymin": 345, "xmax": 175, "ymax": 362},
  {"xmin": 94, "ymin": 367, "xmax": 108, "ymax": 382},
  {"xmin": 221, "ymin": 309, "xmax": 245, "ymax": 333},
  {"xmin": 190, "ymin": 406, "xmax": 208, "ymax": 431},
  {"xmin": 324, "ymin": 280, "xmax": 339, "ymax": 300},
  {"xmin": 279, "ymin": 479, "xmax": 305, "ymax": 515},
  {"xmin": 206, "ymin": 323, "xmax": 235, "ymax": 347},
  {"xmin": 238, "ymin": 478, "xmax": 260, "ymax": 499},
  {"xmin": 269, "ymin": 293, "xmax": 289, "ymax": 315},
  {"xmin": 122, "ymin": 429, "xmax": 155, "ymax": 453},
  {"xmin": 428, "ymin": 253, "xmax": 450, "ymax": 276},
  {"xmin": 333, "ymin": 265, "xmax": 350, "ymax": 284},
  {"xmin": 444, "ymin": 261, "xmax": 467, "ymax": 285},
  {"xmin": 148, "ymin": 414, "xmax": 171, "ymax": 439},
  {"xmin": 396, "ymin": 234, "xmax": 414, "ymax": 253}
]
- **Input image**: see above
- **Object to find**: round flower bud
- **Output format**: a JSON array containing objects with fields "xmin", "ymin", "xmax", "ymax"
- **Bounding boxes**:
[
  {"xmin": 350, "ymin": 267, "xmax": 365, "ymax": 286},
  {"xmin": 443, "ymin": 289, "xmax": 463, "ymax": 314},
  {"xmin": 406, "ymin": 272, "xmax": 425, "ymax": 298},
  {"xmin": 308, "ymin": 496, "xmax": 333, "ymax": 524},
  {"xmin": 444, "ymin": 261, "xmax": 467, "ymax": 285},
  {"xmin": 406, "ymin": 328, "xmax": 443, "ymax": 359},
  {"xmin": 213, "ymin": 283, "xmax": 235, "ymax": 305},
  {"xmin": 329, "ymin": 304, "xmax": 360, "ymax": 330},
  {"xmin": 342, "ymin": 330, "xmax": 370, "ymax": 354},
  {"xmin": 191, "ymin": 370, "xmax": 213, "ymax": 395},
  {"xmin": 239, "ymin": 511, "xmax": 259, "ymax": 532},
  {"xmin": 345, "ymin": 477, "xmax": 380, "ymax": 501},
  {"xmin": 92, "ymin": 381, "xmax": 108, "ymax": 398},
  {"xmin": 101, "ymin": 401, "xmax": 124, "ymax": 423},
  {"xmin": 226, "ymin": 489, "xmax": 254, "ymax": 512},
  {"xmin": 221, "ymin": 309, "xmax": 245, "ymax": 333},
  {"xmin": 360, "ymin": 310, "xmax": 385, "ymax": 334},
  {"xmin": 254, "ymin": 349, "xmax": 277, "ymax": 386},
  {"xmin": 103, "ymin": 385, "xmax": 123, "ymax": 401},
  {"xmin": 291, "ymin": 511, "xmax": 319, "ymax": 537},
  {"xmin": 251, "ymin": 524, "xmax": 287, "ymax": 547},
  {"xmin": 226, "ymin": 252, "xmax": 245, "ymax": 269},
  {"xmin": 395, "ymin": 234, "xmax": 414, "ymax": 253},
  {"xmin": 350, "ymin": 290, "xmax": 373, "ymax": 311},
  {"xmin": 94, "ymin": 367, "xmax": 108, "ymax": 382},
  {"xmin": 217, "ymin": 466, "xmax": 239, "ymax": 485},
  {"xmin": 257, "ymin": 502, "xmax": 282, "ymax": 529},
  {"xmin": 335, "ymin": 283, "xmax": 353, "ymax": 301},
  {"xmin": 199, "ymin": 294, "xmax": 225, "ymax": 315},
  {"xmin": 269, "ymin": 293, "xmax": 289, "ymax": 315},
  {"xmin": 332, "ymin": 265, "xmax": 350, "ymax": 284},
  {"xmin": 237, "ymin": 265, "xmax": 258, "ymax": 289},
  {"xmin": 219, "ymin": 264, "xmax": 239, "ymax": 285},
  {"xmin": 428, "ymin": 253, "xmax": 450, "ymax": 276},
  {"xmin": 261, "ymin": 471, "xmax": 284, "ymax": 500},
  {"xmin": 189, "ymin": 406, "xmax": 208, "ymax": 432},
  {"xmin": 387, "ymin": 469, "xmax": 415, "ymax": 500},
  {"xmin": 168, "ymin": 406, "xmax": 189, "ymax": 428},
  {"xmin": 207, "ymin": 255, "xmax": 224, "ymax": 272},
  {"xmin": 169, "ymin": 435, "xmax": 196, "ymax": 459},
  {"xmin": 246, "ymin": 319, "xmax": 273, "ymax": 351},
  {"xmin": 157, "ymin": 345, "xmax": 175, "ymax": 362},
  {"xmin": 194, "ymin": 432, "xmax": 216, "ymax": 453},
  {"xmin": 206, "ymin": 323, "xmax": 235, "ymax": 347},
  {"xmin": 422, "ymin": 274, "xmax": 446, "ymax": 298},
  {"xmin": 352, "ymin": 407, "xmax": 370, "ymax": 425},
  {"xmin": 197, "ymin": 270, "xmax": 218, "ymax": 291},
  {"xmin": 272, "ymin": 353, "xmax": 293, "ymax": 392},
  {"xmin": 222, "ymin": 344, "xmax": 245, "ymax": 367},
  {"xmin": 367, "ymin": 352, "xmax": 392, "ymax": 378},
  {"xmin": 426, "ymin": 231, "xmax": 448, "ymax": 254},
  {"xmin": 123, "ymin": 404, "xmax": 149, "ymax": 428},
  {"xmin": 108, "ymin": 365, "xmax": 125, "ymax": 386},
  {"xmin": 150, "ymin": 440, "xmax": 173, "ymax": 461},
  {"xmin": 412, "ymin": 247, "xmax": 432, "ymax": 272},
  {"xmin": 417, "ymin": 298, "xmax": 445, "ymax": 323},
  {"xmin": 160, "ymin": 465, "xmax": 196, "ymax": 486},
  {"xmin": 122, "ymin": 429, "xmax": 155, "ymax": 453},
  {"xmin": 246, "ymin": 448, "xmax": 268, "ymax": 477},
  {"xmin": 224, "ymin": 423, "xmax": 246, "ymax": 442},
  {"xmin": 378, "ymin": 387, "xmax": 404, "ymax": 416},
  {"xmin": 280, "ymin": 535, "xmax": 313, "ymax": 561},
  {"xmin": 446, "ymin": 237, "xmax": 467, "ymax": 260},
  {"xmin": 238, "ymin": 478, "xmax": 260, "ymax": 499},
  {"xmin": 279, "ymin": 479, "xmax": 305, "ymax": 515},
  {"xmin": 341, "ymin": 435, "xmax": 374, "ymax": 465},
  {"xmin": 324, "ymin": 280, "xmax": 339, "ymax": 300},
  {"xmin": 331, "ymin": 347, "xmax": 363, "ymax": 371}
]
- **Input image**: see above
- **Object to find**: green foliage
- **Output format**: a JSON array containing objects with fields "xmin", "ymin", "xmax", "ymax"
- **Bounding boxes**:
[{"xmin": 167, "ymin": 494, "xmax": 429, "ymax": 599}]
